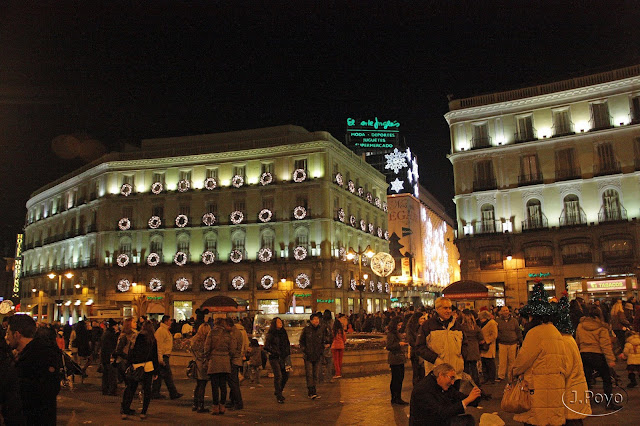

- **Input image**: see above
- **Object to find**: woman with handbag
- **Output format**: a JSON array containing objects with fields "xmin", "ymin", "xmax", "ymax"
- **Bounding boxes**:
[
  {"xmin": 264, "ymin": 317, "xmax": 291, "ymax": 404},
  {"xmin": 190, "ymin": 323, "xmax": 211, "ymax": 413},
  {"xmin": 120, "ymin": 321, "xmax": 160, "ymax": 420}
]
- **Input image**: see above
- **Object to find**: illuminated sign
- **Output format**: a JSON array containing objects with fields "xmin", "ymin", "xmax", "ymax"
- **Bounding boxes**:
[
  {"xmin": 294, "ymin": 294, "xmax": 311, "ymax": 298},
  {"xmin": 317, "ymin": 299, "xmax": 335, "ymax": 304},
  {"xmin": 528, "ymin": 272, "xmax": 551, "ymax": 278},
  {"xmin": 586, "ymin": 279, "xmax": 627, "ymax": 292},
  {"xmin": 347, "ymin": 117, "xmax": 400, "ymax": 150},
  {"xmin": 147, "ymin": 296, "xmax": 164, "ymax": 301},
  {"xmin": 445, "ymin": 292, "xmax": 489, "ymax": 300},
  {"xmin": 12, "ymin": 234, "xmax": 23, "ymax": 300}
]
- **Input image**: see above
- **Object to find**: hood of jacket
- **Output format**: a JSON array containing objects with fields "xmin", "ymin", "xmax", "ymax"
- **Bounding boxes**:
[
  {"xmin": 580, "ymin": 316, "xmax": 605, "ymax": 331},
  {"xmin": 627, "ymin": 334, "xmax": 640, "ymax": 346}
]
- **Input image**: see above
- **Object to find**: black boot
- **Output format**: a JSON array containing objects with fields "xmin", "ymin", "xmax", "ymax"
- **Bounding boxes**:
[
  {"xmin": 192, "ymin": 396, "xmax": 198, "ymax": 411},
  {"xmin": 197, "ymin": 399, "xmax": 209, "ymax": 413},
  {"xmin": 628, "ymin": 373, "xmax": 637, "ymax": 388}
]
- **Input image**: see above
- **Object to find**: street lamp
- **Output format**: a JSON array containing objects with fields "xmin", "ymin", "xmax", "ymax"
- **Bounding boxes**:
[
  {"xmin": 347, "ymin": 246, "xmax": 375, "ymax": 313},
  {"xmin": 49, "ymin": 272, "xmax": 73, "ymax": 322}
]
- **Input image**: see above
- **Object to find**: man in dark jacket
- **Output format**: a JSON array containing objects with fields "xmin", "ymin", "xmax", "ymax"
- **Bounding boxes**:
[
  {"xmin": 410, "ymin": 363, "xmax": 481, "ymax": 426},
  {"xmin": 299, "ymin": 313, "xmax": 330, "ymax": 399},
  {"xmin": 100, "ymin": 319, "xmax": 119, "ymax": 395},
  {"xmin": 6, "ymin": 315, "xmax": 61, "ymax": 425}
]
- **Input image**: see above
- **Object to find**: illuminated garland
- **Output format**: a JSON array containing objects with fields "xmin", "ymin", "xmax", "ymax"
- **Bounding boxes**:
[
  {"xmin": 366, "ymin": 192, "xmax": 373, "ymax": 203},
  {"xmin": 148, "ymin": 216, "xmax": 161, "ymax": 229},
  {"xmin": 335, "ymin": 172, "xmax": 343, "ymax": 186},
  {"xmin": 258, "ymin": 209, "xmax": 272, "ymax": 223},
  {"xmin": 337, "ymin": 208, "xmax": 345, "ymax": 222},
  {"xmin": 357, "ymin": 187, "xmax": 364, "ymax": 197},
  {"xmin": 118, "ymin": 218, "xmax": 131, "ymax": 231},
  {"xmin": 149, "ymin": 278, "xmax": 162, "ymax": 292},
  {"xmin": 204, "ymin": 177, "xmax": 217, "ymax": 190},
  {"xmin": 347, "ymin": 180, "xmax": 355, "ymax": 193},
  {"xmin": 292, "ymin": 168, "xmax": 306, "ymax": 182},
  {"xmin": 121, "ymin": 183, "xmax": 132, "ymax": 196},
  {"xmin": 368, "ymin": 223, "xmax": 375, "ymax": 234},
  {"xmin": 378, "ymin": 282, "xmax": 384, "ymax": 293},
  {"xmin": 230, "ymin": 211, "xmax": 244, "ymax": 224},
  {"xmin": 352, "ymin": 256, "xmax": 358, "ymax": 265},
  {"xmin": 117, "ymin": 254, "xmax": 130, "ymax": 267},
  {"xmin": 377, "ymin": 227, "xmax": 383, "ymax": 238},
  {"xmin": 385, "ymin": 283, "xmax": 390, "ymax": 293},
  {"xmin": 147, "ymin": 252, "xmax": 160, "ymax": 266},
  {"xmin": 230, "ymin": 249, "xmax": 243, "ymax": 263},
  {"xmin": 382, "ymin": 202, "xmax": 388, "ymax": 212},
  {"xmin": 350, "ymin": 279, "xmax": 357, "ymax": 291},
  {"xmin": 360, "ymin": 219, "xmax": 366, "ymax": 231},
  {"xmin": 203, "ymin": 277, "xmax": 217, "ymax": 291},
  {"xmin": 175, "ymin": 214, "xmax": 188, "ymax": 228},
  {"xmin": 339, "ymin": 247, "xmax": 346, "ymax": 261},
  {"xmin": 175, "ymin": 277, "xmax": 190, "ymax": 292},
  {"xmin": 295, "ymin": 273, "xmax": 310, "ymax": 289},
  {"xmin": 293, "ymin": 206, "xmax": 307, "ymax": 220},
  {"xmin": 174, "ymin": 251, "xmax": 188, "ymax": 266},
  {"xmin": 260, "ymin": 172, "xmax": 273, "ymax": 186},
  {"xmin": 201, "ymin": 251, "xmax": 215, "ymax": 265},
  {"xmin": 258, "ymin": 247, "xmax": 272, "ymax": 262},
  {"xmin": 232, "ymin": 175, "xmax": 244, "ymax": 188},
  {"xmin": 178, "ymin": 179, "xmax": 190, "ymax": 192},
  {"xmin": 350, "ymin": 216, "xmax": 356, "ymax": 227},
  {"xmin": 335, "ymin": 274, "xmax": 343, "ymax": 288},
  {"xmin": 369, "ymin": 281, "xmax": 375, "ymax": 292},
  {"xmin": 151, "ymin": 182, "xmax": 163, "ymax": 194},
  {"xmin": 260, "ymin": 274, "xmax": 274, "ymax": 289},
  {"xmin": 117, "ymin": 279, "xmax": 131, "ymax": 292},
  {"xmin": 294, "ymin": 246, "xmax": 307, "ymax": 260},
  {"xmin": 384, "ymin": 231, "xmax": 389, "ymax": 240},
  {"xmin": 374, "ymin": 197, "xmax": 381, "ymax": 208},
  {"xmin": 231, "ymin": 275, "xmax": 245, "ymax": 290},
  {"xmin": 202, "ymin": 213, "xmax": 216, "ymax": 226}
]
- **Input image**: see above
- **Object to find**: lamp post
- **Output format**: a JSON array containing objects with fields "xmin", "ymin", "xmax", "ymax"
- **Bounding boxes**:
[
  {"xmin": 48, "ymin": 272, "xmax": 73, "ymax": 322},
  {"xmin": 347, "ymin": 246, "xmax": 375, "ymax": 313}
]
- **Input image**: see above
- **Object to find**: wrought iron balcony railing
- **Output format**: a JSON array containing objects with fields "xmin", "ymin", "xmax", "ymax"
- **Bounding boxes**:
[
  {"xmin": 598, "ymin": 205, "xmax": 627, "ymax": 223},
  {"xmin": 471, "ymin": 136, "xmax": 492, "ymax": 149},
  {"xmin": 473, "ymin": 177, "xmax": 497, "ymax": 191},
  {"xmin": 555, "ymin": 168, "xmax": 581, "ymax": 181},
  {"xmin": 514, "ymin": 128, "xmax": 537, "ymax": 143},
  {"xmin": 593, "ymin": 160, "xmax": 621, "ymax": 176},
  {"xmin": 474, "ymin": 220, "xmax": 502, "ymax": 235},
  {"xmin": 518, "ymin": 172, "xmax": 543, "ymax": 186},
  {"xmin": 521, "ymin": 214, "xmax": 548, "ymax": 231},
  {"xmin": 559, "ymin": 208, "xmax": 587, "ymax": 227}
]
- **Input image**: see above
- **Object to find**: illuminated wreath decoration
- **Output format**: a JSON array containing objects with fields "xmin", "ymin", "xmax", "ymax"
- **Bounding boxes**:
[
  {"xmin": 231, "ymin": 275, "xmax": 245, "ymax": 290},
  {"xmin": 384, "ymin": 231, "xmax": 390, "ymax": 240},
  {"xmin": 202, "ymin": 213, "xmax": 216, "ymax": 226},
  {"xmin": 175, "ymin": 214, "xmax": 188, "ymax": 228},
  {"xmin": 294, "ymin": 246, "xmax": 307, "ymax": 260},
  {"xmin": 366, "ymin": 192, "xmax": 373, "ymax": 203},
  {"xmin": 230, "ymin": 210, "xmax": 244, "ymax": 224},
  {"xmin": 360, "ymin": 219, "xmax": 367, "ymax": 231},
  {"xmin": 175, "ymin": 277, "xmax": 190, "ymax": 292},
  {"xmin": 121, "ymin": 183, "xmax": 133, "ymax": 196},
  {"xmin": 335, "ymin": 173, "xmax": 343, "ymax": 186},
  {"xmin": 260, "ymin": 274, "xmax": 275, "ymax": 289},
  {"xmin": 149, "ymin": 278, "xmax": 162, "ymax": 292},
  {"xmin": 377, "ymin": 227, "xmax": 383, "ymax": 238},
  {"xmin": 293, "ymin": 206, "xmax": 307, "ymax": 220},
  {"xmin": 377, "ymin": 282, "xmax": 384, "ymax": 293},
  {"xmin": 230, "ymin": 249, "xmax": 243, "ymax": 263},
  {"xmin": 258, "ymin": 209, "xmax": 272, "ymax": 223},
  {"xmin": 147, "ymin": 252, "xmax": 160, "ymax": 266},
  {"xmin": 148, "ymin": 216, "xmax": 161, "ymax": 229},
  {"xmin": 335, "ymin": 274, "xmax": 343, "ymax": 288},
  {"xmin": 174, "ymin": 251, "xmax": 188, "ymax": 266},
  {"xmin": 151, "ymin": 182, "xmax": 163, "ymax": 194},
  {"xmin": 350, "ymin": 215, "xmax": 357, "ymax": 227},
  {"xmin": 371, "ymin": 252, "xmax": 396, "ymax": 278},
  {"xmin": 117, "ymin": 279, "xmax": 131, "ymax": 292},
  {"xmin": 232, "ymin": 174, "xmax": 244, "ymax": 188},
  {"xmin": 337, "ymin": 208, "xmax": 345, "ymax": 222},
  {"xmin": 204, "ymin": 177, "xmax": 217, "ymax": 190},
  {"xmin": 117, "ymin": 254, "xmax": 130, "ymax": 267},
  {"xmin": 374, "ymin": 197, "xmax": 381, "ymax": 208},
  {"xmin": 258, "ymin": 247, "xmax": 272, "ymax": 262},
  {"xmin": 347, "ymin": 180, "xmax": 355, "ymax": 193},
  {"xmin": 350, "ymin": 279, "xmax": 357, "ymax": 291},
  {"xmin": 382, "ymin": 202, "xmax": 388, "ymax": 212},
  {"xmin": 369, "ymin": 281, "xmax": 376, "ymax": 292},
  {"xmin": 295, "ymin": 273, "xmax": 310, "ymax": 289},
  {"xmin": 292, "ymin": 168, "xmax": 307, "ymax": 182},
  {"xmin": 357, "ymin": 187, "xmax": 364, "ymax": 197},
  {"xmin": 118, "ymin": 218, "xmax": 131, "ymax": 231},
  {"xmin": 203, "ymin": 277, "xmax": 217, "ymax": 291},
  {"xmin": 260, "ymin": 172, "xmax": 273, "ymax": 186},
  {"xmin": 178, "ymin": 179, "xmax": 190, "ymax": 192},
  {"xmin": 385, "ymin": 283, "xmax": 390, "ymax": 293},
  {"xmin": 201, "ymin": 251, "xmax": 215, "ymax": 265}
]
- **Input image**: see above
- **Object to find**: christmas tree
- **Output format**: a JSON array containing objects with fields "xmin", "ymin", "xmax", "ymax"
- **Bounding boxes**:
[
  {"xmin": 523, "ymin": 281, "xmax": 554, "ymax": 317},
  {"xmin": 553, "ymin": 295, "xmax": 573, "ymax": 335}
]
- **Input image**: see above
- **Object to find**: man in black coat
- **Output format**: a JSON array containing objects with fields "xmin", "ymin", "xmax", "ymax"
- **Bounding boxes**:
[
  {"xmin": 410, "ymin": 363, "xmax": 481, "ymax": 426},
  {"xmin": 299, "ymin": 313, "xmax": 330, "ymax": 399},
  {"xmin": 100, "ymin": 319, "xmax": 119, "ymax": 395}
]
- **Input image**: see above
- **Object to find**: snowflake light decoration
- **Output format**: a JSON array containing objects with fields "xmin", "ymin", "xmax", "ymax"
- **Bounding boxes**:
[
  {"xmin": 232, "ymin": 175, "xmax": 244, "ymax": 188},
  {"xmin": 204, "ymin": 177, "xmax": 217, "ymax": 190},
  {"xmin": 360, "ymin": 219, "xmax": 366, "ymax": 231},
  {"xmin": 203, "ymin": 277, "xmax": 217, "ymax": 291},
  {"xmin": 118, "ymin": 218, "xmax": 131, "ymax": 231},
  {"xmin": 175, "ymin": 214, "xmax": 188, "ymax": 228},
  {"xmin": 350, "ymin": 215, "xmax": 356, "ymax": 227},
  {"xmin": 178, "ymin": 179, "xmax": 190, "ymax": 192},
  {"xmin": 201, "ymin": 251, "xmax": 215, "ymax": 265},
  {"xmin": 258, "ymin": 209, "xmax": 272, "ymax": 223},
  {"xmin": 230, "ymin": 211, "xmax": 244, "ymax": 224},
  {"xmin": 258, "ymin": 248, "xmax": 272, "ymax": 262},
  {"xmin": 385, "ymin": 148, "xmax": 409, "ymax": 174},
  {"xmin": 175, "ymin": 277, "xmax": 190, "ymax": 292},
  {"xmin": 148, "ymin": 216, "xmax": 161, "ymax": 229},
  {"xmin": 117, "ymin": 279, "xmax": 131, "ymax": 292},
  {"xmin": 377, "ymin": 227, "xmax": 383, "ymax": 238},
  {"xmin": 335, "ymin": 173, "xmax": 343, "ymax": 186},
  {"xmin": 151, "ymin": 182, "xmax": 163, "ymax": 194},
  {"xmin": 293, "ymin": 246, "xmax": 307, "ymax": 260},
  {"xmin": 293, "ymin": 206, "xmax": 307, "ymax": 220},
  {"xmin": 374, "ymin": 197, "xmax": 381, "ymax": 208},
  {"xmin": 295, "ymin": 273, "xmax": 310, "ymax": 289},
  {"xmin": 347, "ymin": 180, "xmax": 355, "ymax": 193},
  {"xmin": 231, "ymin": 276, "xmax": 245, "ymax": 290},
  {"xmin": 357, "ymin": 187, "xmax": 364, "ymax": 197},
  {"xmin": 147, "ymin": 253, "xmax": 160, "ymax": 266},
  {"xmin": 366, "ymin": 192, "xmax": 373, "ymax": 203},
  {"xmin": 149, "ymin": 278, "xmax": 162, "ymax": 292},
  {"xmin": 390, "ymin": 178, "xmax": 404, "ymax": 193},
  {"xmin": 117, "ymin": 254, "xmax": 130, "ymax": 267},
  {"xmin": 202, "ymin": 213, "xmax": 216, "ymax": 226},
  {"xmin": 335, "ymin": 274, "xmax": 343, "ymax": 288},
  {"xmin": 350, "ymin": 279, "xmax": 357, "ymax": 291},
  {"xmin": 260, "ymin": 275, "xmax": 275, "ymax": 290},
  {"xmin": 292, "ymin": 168, "xmax": 306, "ymax": 182},
  {"xmin": 260, "ymin": 172, "xmax": 273, "ymax": 186},
  {"xmin": 337, "ymin": 208, "xmax": 345, "ymax": 222},
  {"xmin": 121, "ymin": 183, "xmax": 133, "ymax": 197},
  {"xmin": 174, "ymin": 251, "xmax": 188, "ymax": 266},
  {"xmin": 414, "ymin": 183, "xmax": 419, "ymax": 198},
  {"xmin": 230, "ymin": 249, "xmax": 243, "ymax": 263}
]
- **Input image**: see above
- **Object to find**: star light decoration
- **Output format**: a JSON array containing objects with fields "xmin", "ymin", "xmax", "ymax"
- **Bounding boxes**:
[
  {"xmin": 390, "ymin": 178, "xmax": 404, "ymax": 193},
  {"xmin": 117, "ymin": 279, "xmax": 131, "ymax": 292},
  {"xmin": 260, "ymin": 275, "xmax": 274, "ymax": 289},
  {"xmin": 147, "ymin": 253, "xmax": 160, "ymax": 266},
  {"xmin": 204, "ymin": 177, "xmax": 217, "ymax": 190},
  {"xmin": 175, "ymin": 277, "xmax": 190, "ymax": 291},
  {"xmin": 231, "ymin": 276, "xmax": 245, "ymax": 290},
  {"xmin": 149, "ymin": 278, "xmax": 162, "ymax": 292},
  {"xmin": 203, "ymin": 277, "xmax": 217, "ymax": 291},
  {"xmin": 295, "ymin": 273, "xmax": 310, "ymax": 289},
  {"xmin": 258, "ymin": 248, "xmax": 273, "ymax": 262},
  {"xmin": 385, "ymin": 148, "xmax": 409, "ymax": 174}
]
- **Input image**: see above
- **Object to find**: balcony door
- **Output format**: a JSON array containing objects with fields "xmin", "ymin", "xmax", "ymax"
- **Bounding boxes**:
[
  {"xmin": 563, "ymin": 195, "xmax": 581, "ymax": 225},
  {"xmin": 526, "ymin": 199, "xmax": 542, "ymax": 228},
  {"xmin": 602, "ymin": 189, "xmax": 621, "ymax": 220},
  {"xmin": 481, "ymin": 204, "xmax": 496, "ymax": 233}
]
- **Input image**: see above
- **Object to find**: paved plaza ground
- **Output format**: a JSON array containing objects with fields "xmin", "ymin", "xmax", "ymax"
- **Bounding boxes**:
[{"xmin": 58, "ymin": 364, "xmax": 640, "ymax": 425}]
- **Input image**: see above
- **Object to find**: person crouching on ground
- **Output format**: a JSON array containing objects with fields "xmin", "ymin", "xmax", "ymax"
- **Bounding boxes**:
[{"xmin": 387, "ymin": 316, "xmax": 409, "ymax": 405}]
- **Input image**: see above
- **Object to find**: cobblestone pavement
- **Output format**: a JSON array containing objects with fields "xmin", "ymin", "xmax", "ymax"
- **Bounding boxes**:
[{"xmin": 57, "ymin": 365, "xmax": 640, "ymax": 425}]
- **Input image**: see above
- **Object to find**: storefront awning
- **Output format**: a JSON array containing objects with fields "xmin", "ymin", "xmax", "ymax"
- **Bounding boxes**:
[
  {"xmin": 443, "ymin": 280, "xmax": 489, "ymax": 299},
  {"xmin": 147, "ymin": 302, "xmax": 165, "ymax": 314},
  {"xmin": 201, "ymin": 295, "xmax": 239, "ymax": 312}
]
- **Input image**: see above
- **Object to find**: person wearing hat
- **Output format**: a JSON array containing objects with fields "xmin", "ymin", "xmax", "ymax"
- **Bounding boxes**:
[
  {"xmin": 101, "ymin": 319, "xmax": 119, "ymax": 396},
  {"xmin": 511, "ymin": 283, "xmax": 568, "ymax": 425}
]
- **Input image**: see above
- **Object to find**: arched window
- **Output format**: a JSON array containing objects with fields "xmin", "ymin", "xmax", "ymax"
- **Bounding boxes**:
[
  {"xmin": 231, "ymin": 230, "xmax": 245, "ymax": 252},
  {"xmin": 562, "ymin": 194, "xmax": 582, "ymax": 226},
  {"xmin": 260, "ymin": 229, "xmax": 275, "ymax": 251},
  {"xmin": 525, "ymin": 199, "xmax": 543, "ymax": 229},
  {"xmin": 177, "ymin": 234, "xmax": 190, "ymax": 255},
  {"xmin": 294, "ymin": 226, "xmax": 309, "ymax": 247},
  {"xmin": 601, "ymin": 189, "xmax": 623, "ymax": 221},
  {"xmin": 480, "ymin": 204, "xmax": 496, "ymax": 233},
  {"xmin": 119, "ymin": 237, "xmax": 132, "ymax": 256},
  {"xmin": 204, "ymin": 232, "xmax": 217, "ymax": 252},
  {"xmin": 150, "ymin": 235, "xmax": 163, "ymax": 256}
]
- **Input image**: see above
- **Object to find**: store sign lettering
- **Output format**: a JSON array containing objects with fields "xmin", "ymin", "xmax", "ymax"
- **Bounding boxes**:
[
  {"xmin": 528, "ymin": 273, "xmax": 551, "ymax": 278},
  {"xmin": 317, "ymin": 299, "xmax": 334, "ymax": 303},
  {"xmin": 12, "ymin": 234, "xmax": 23, "ymax": 299},
  {"xmin": 147, "ymin": 296, "xmax": 163, "ymax": 300},
  {"xmin": 347, "ymin": 117, "xmax": 400, "ymax": 129},
  {"xmin": 586, "ymin": 280, "xmax": 627, "ymax": 292},
  {"xmin": 294, "ymin": 294, "xmax": 311, "ymax": 298}
]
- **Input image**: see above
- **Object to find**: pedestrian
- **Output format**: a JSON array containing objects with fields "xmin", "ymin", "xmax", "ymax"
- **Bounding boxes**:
[
  {"xmin": 0, "ymin": 326, "xmax": 26, "ymax": 425},
  {"xmin": 478, "ymin": 310, "xmax": 497, "ymax": 383},
  {"xmin": 246, "ymin": 338, "xmax": 264, "ymax": 384},
  {"xmin": 319, "ymin": 310, "xmax": 334, "ymax": 382},
  {"xmin": 610, "ymin": 299, "xmax": 631, "ymax": 353},
  {"xmin": 70, "ymin": 320, "xmax": 92, "ymax": 378},
  {"xmin": 331, "ymin": 318, "xmax": 346, "ymax": 378},
  {"xmin": 151, "ymin": 315, "xmax": 183, "ymax": 400},
  {"xmin": 226, "ymin": 318, "xmax": 247, "ymax": 410},
  {"xmin": 405, "ymin": 312, "xmax": 426, "ymax": 385},
  {"xmin": 113, "ymin": 318, "xmax": 138, "ymax": 384},
  {"xmin": 622, "ymin": 331, "xmax": 640, "ymax": 388},
  {"xmin": 299, "ymin": 313, "xmax": 331, "ymax": 399},
  {"xmin": 100, "ymin": 319, "xmax": 119, "ymax": 396},
  {"xmin": 495, "ymin": 305, "xmax": 522, "ymax": 382},
  {"xmin": 6, "ymin": 314, "xmax": 61, "ymax": 425},
  {"xmin": 205, "ymin": 318, "xmax": 235, "ymax": 415},
  {"xmin": 387, "ymin": 316, "xmax": 408, "ymax": 405},
  {"xmin": 190, "ymin": 323, "xmax": 211, "ymax": 413},
  {"xmin": 264, "ymin": 317, "xmax": 291, "ymax": 403},
  {"xmin": 459, "ymin": 309, "xmax": 483, "ymax": 386},
  {"xmin": 120, "ymin": 321, "xmax": 160, "ymax": 420}
]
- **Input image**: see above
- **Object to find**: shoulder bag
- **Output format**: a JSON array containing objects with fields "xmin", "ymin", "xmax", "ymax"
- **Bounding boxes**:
[{"xmin": 500, "ymin": 376, "xmax": 532, "ymax": 413}]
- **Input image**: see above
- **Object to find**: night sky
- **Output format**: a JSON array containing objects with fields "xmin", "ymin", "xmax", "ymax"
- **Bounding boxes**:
[{"xmin": 2, "ymin": 1, "xmax": 640, "ymax": 252}]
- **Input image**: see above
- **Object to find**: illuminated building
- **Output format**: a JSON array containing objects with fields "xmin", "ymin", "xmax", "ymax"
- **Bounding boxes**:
[
  {"xmin": 20, "ymin": 126, "xmax": 390, "ymax": 322},
  {"xmin": 447, "ymin": 65, "xmax": 640, "ymax": 305}
]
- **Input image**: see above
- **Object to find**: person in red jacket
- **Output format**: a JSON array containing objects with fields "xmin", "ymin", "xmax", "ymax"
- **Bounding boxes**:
[{"xmin": 331, "ymin": 319, "xmax": 346, "ymax": 378}]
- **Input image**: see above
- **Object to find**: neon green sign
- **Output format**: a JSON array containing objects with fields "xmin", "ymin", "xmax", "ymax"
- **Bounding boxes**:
[
  {"xmin": 347, "ymin": 117, "xmax": 400, "ymax": 130},
  {"xmin": 317, "ymin": 299, "xmax": 335, "ymax": 303},
  {"xmin": 528, "ymin": 273, "xmax": 551, "ymax": 278},
  {"xmin": 147, "ymin": 296, "xmax": 164, "ymax": 300},
  {"xmin": 294, "ymin": 294, "xmax": 311, "ymax": 298}
]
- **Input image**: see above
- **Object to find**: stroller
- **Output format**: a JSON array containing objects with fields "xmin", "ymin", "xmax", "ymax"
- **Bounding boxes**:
[{"xmin": 60, "ymin": 350, "xmax": 83, "ymax": 390}]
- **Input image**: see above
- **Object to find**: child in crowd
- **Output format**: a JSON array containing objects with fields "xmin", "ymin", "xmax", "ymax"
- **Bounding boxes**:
[
  {"xmin": 622, "ymin": 331, "xmax": 640, "ymax": 388},
  {"xmin": 247, "ymin": 339, "xmax": 266, "ymax": 384}
]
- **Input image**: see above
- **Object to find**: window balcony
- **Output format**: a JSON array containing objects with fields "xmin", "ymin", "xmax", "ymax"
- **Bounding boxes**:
[
  {"xmin": 525, "ymin": 256, "xmax": 554, "ymax": 267},
  {"xmin": 518, "ymin": 172, "xmax": 543, "ymax": 186},
  {"xmin": 514, "ymin": 128, "xmax": 537, "ymax": 143},
  {"xmin": 593, "ymin": 160, "xmax": 621, "ymax": 176},
  {"xmin": 552, "ymin": 122, "xmax": 575, "ymax": 137},
  {"xmin": 590, "ymin": 116, "xmax": 613, "ymax": 131},
  {"xmin": 598, "ymin": 205, "xmax": 627, "ymax": 223},
  {"xmin": 521, "ymin": 214, "xmax": 548, "ymax": 231},
  {"xmin": 473, "ymin": 177, "xmax": 497, "ymax": 191},
  {"xmin": 474, "ymin": 220, "xmax": 502, "ymax": 235},
  {"xmin": 471, "ymin": 136, "xmax": 492, "ymax": 149},
  {"xmin": 480, "ymin": 260, "xmax": 503, "ymax": 270},
  {"xmin": 555, "ymin": 168, "xmax": 581, "ymax": 181},
  {"xmin": 562, "ymin": 253, "xmax": 592, "ymax": 265},
  {"xmin": 603, "ymin": 249, "xmax": 634, "ymax": 261},
  {"xmin": 559, "ymin": 208, "xmax": 587, "ymax": 227}
]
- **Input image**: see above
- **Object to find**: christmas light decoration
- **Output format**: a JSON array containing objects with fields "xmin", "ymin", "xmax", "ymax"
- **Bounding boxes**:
[
  {"xmin": 203, "ymin": 277, "xmax": 217, "ymax": 291},
  {"xmin": 147, "ymin": 253, "xmax": 160, "ymax": 266},
  {"xmin": 175, "ymin": 277, "xmax": 190, "ymax": 291},
  {"xmin": 117, "ymin": 254, "xmax": 130, "ymax": 267},
  {"xmin": 117, "ymin": 279, "xmax": 131, "ymax": 292},
  {"xmin": 178, "ymin": 179, "xmax": 190, "ymax": 192},
  {"xmin": 360, "ymin": 219, "xmax": 366, "ymax": 231},
  {"xmin": 337, "ymin": 208, "xmax": 345, "ymax": 222},
  {"xmin": 357, "ymin": 187, "xmax": 364, "ymax": 197},
  {"xmin": 293, "ymin": 206, "xmax": 307, "ymax": 220},
  {"xmin": 151, "ymin": 182, "xmax": 163, "ymax": 194},
  {"xmin": 260, "ymin": 172, "xmax": 273, "ymax": 186},
  {"xmin": 202, "ymin": 251, "xmax": 215, "ymax": 265},
  {"xmin": 230, "ymin": 211, "xmax": 244, "ymax": 224},
  {"xmin": 121, "ymin": 183, "xmax": 132, "ymax": 196},
  {"xmin": 260, "ymin": 275, "xmax": 275, "ymax": 289},
  {"xmin": 371, "ymin": 252, "xmax": 395, "ymax": 277},
  {"xmin": 148, "ymin": 216, "xmax": 161, "ymax": 229},
  {"xmin": 382, "ymin": 202, "xmax": 388, "ymax": 212},
  {"xmin": 385, "ymin": 148, "xmax": 408, "ymax": 173},
  {"xmin": 377, "ymin": 282, "xmax": 383, "ymax": 293},
  {"xmin": 230, "ymin": 249, "xmax": 243, "ymax": 263},
  {"xmin": 350, "ymin": 279, "xmax": 357, "ymax": 291},
  {"xmin": 204, "ymin": 177, "xmax": 217, "ymax": 190},
  {"xmin": 118, "ymin": 218, "xmax": 131, "ymax": 231},
  {"xmin": 175, "ymin": 214, "xmax": 188, "ymax": 228},
  {"xmin": 377, "ymin": 227, "xmax": 383, "ymax": 238},
  {"xmin": 202, "ymin": 213, "xmax": 216, "ymax": 226},
  {"xmin": 292, "ymin": 168, "xmax": 306, "ymax": 182},
  {"xmin": 335, "ymin": 274, "xmax": 343, "ymax": 288},
  {"xmin": 335, "ymin": 173, "xmax": 343, "ymax": 186},
  {"xmin": 149, "ymin": 278, "xmax": 162, "ymax": 292},
  {"xmin": 231, "ymin": 275, "xmax": 245, "ymax": 290},
  {"xmin": 347, "ymin": 180, "xmax": 355, "ymax": 193},
  {"xmin": 258, "ymin": 247, "xmax": 272, "ymax": 262},
  {"xmin": 374, "ymin": 197, "xmax": 381, "ymax": 208},
  {"xmin": 232, "ymin": 174, "xmax": 244, "ymax": 188},
  {"xmin": 385, "ymin": 283, "xmax": 390, "ymax": 293},
  {"xmin": 369, "ymin": 281, "xmax": 375, "ymax": 292},
  {"xmin": 258, "ymin": 209, "xmax": 272, "ymax": 223},
  {"xmin": 174, "ymin": 252, "xmax": 188, "ymax": 266},
  {"xmin": 366, "ymin": 192, "xmax": 373, "ymax": 203},
  {"xmin": 384, "ymin": 230, "xmax": 389, "ymax": 240},
  {"xmin": 339, "ymin": 247, "xmax": 346, "ymax": 261},
  {"xmin": 350, "ymin": 215, "xmax": 356, "ymax": 227},
  {"xmin": 295, "ymin": 273, "xmax": 310, "ymax": 289},
  {"xmin": 293, "ymin": 246, "xmax": 307, "ymax": 260},
  {"xmin": 390, "ymin": 178, "xmax": 404, "ymax": 193},
  {"xmin": 368, "ymin": 223, "xmax": 375, "ymax": 234}
]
